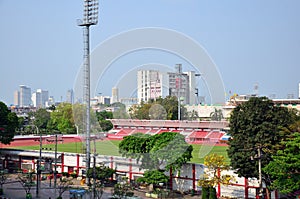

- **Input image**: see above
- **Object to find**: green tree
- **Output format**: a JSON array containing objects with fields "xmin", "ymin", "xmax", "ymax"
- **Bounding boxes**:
[
  {"xmin": 48, "ymin": 103, "xmax": 76, "ymax": 134},
  {"xmin": 128, "ymin": 96, "xmax": 180, "ymax": 120},
  {"xmin": 96, "ymin": 111, "xmax": 113, "ymax": 132},
  {"xmin": 119, "ymin": 132, "xmax": 193, "ymax": 171},
  {"xmin": 87, "ymin": 165, "xmax": 115, "ymax": 198},
  {"xmin": 227, "ymin": 97, "xmax": 296, "ymax": 185},
  {"xmin": 187, "ymin": 110, "xmax": 199, "ymax": 121},
  {"xmin": 98, "ymin": 120, "xmax": 113, "ymax": 132},
  {"xmin": 129, "ymin": 102, "xmax": 151, "ymax": 119},
  {"xmin": 0, "ymin": 101, "xmax": 18, "ymax": 144},
  {"xmin": 111, "ymin": 102, "xmax": 130, "ymax": 119},
  {"xmin": 136, "ymin": 170, "xmax": 169, "ymax": 185},
  {"xmin": 86, "ymin": 165, "xmax": 115, "ymax": 183},
  {"xmin": 72, "ymin": 103, "xmax": 102, "ymax": 135},
  {"xmin": 47, "ymin": 104, "xmax": 56, "ymax": 111},
  {"xmin": 113, "ymin": 176, "xmax": 134, "ymax": 199},
  {"xmin": 149, "ymin": 104, "xmax": 167, "ymax": 120},
  {"xmin": 56, "ymin": 177, "xmax": 73, "ymax": 199},
  {"xmin": 159, "ymin": 96, "xmax": 179, "ymax": 120},
  {"xmin": 198, "ymin": 154, "xmax": 234, "ymax": 199},
  {"xmin": 210, "ymin": 108, "xmax": 223, "ymax": 121},
  {"xmin": 33, "ymin": 108, "xmax": 50, "ymax": 131},
  {"xmin": 17, "ymin": 171, "xmax": 35, "ymax": 198},
  {"xmin": 264, "ymin": 120, "xmax": 300, "ymax": 194},
  {"xmin": 96, "ymin": 111, "xmax": 113, "ymax": 120}
]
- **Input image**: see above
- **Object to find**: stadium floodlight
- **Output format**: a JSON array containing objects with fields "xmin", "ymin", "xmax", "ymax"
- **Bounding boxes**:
[
  {"xmin": 78, "ymin": 0, "xmax": 99, "ymax": 26},
  {"xmin": 77, "ymin": 0, "xmax": 99, "ymax": 187}
]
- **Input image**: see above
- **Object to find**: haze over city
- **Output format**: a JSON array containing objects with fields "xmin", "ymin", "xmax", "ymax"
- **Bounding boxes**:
[{"xmin": 1, "ymin": 0, "xmax": 300, "ymax": 105}]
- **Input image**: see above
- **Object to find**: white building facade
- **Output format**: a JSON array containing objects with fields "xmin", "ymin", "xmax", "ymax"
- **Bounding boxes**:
[
  {"xmin": 137, "ymin": 70, "xmax": 163, "ymax": 103},
  {"xmin": 111, "ymin": 87, "xmax": 119, "ymax": 104},
  {"xmin": 32, "ymin": 89, "xmax": 49, "ymax": 108}
]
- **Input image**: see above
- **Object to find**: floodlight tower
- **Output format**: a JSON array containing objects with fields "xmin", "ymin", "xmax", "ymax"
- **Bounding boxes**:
[{"xmin": 77, "ymin": 0, "xmax": 99, "ymax": 184}]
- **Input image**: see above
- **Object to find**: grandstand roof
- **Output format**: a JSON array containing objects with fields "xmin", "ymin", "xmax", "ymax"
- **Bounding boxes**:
[{"xmin": 110, "ymin": 119, "xmax": 228, "ymax": 130}]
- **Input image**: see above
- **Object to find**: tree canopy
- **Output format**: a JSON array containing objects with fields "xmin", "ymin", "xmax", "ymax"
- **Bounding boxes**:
[
  {"xmin": 111, "ymin": 102, "xmax": 130, "ymax": 119},
  {"xmin": 210, "ymin": 108, "xmax": 223, "ymax": 121},
  {"xmin": 227, "ymin": 97, "xmax": 297, "ymax": 181},
  {"xmin": 96, "ymin": 111, "xmax": 113, "ymax": 132},
  {"xmin": 198, "ymin": 154, "xmax": 234, "ymax": 199},
  {"xmin": 0, "ymin": 101, "xmax": 18, "ymax": 144},
  {"xmin": 136, "ymin": 170, "xmax": 169, "ymax": 185},
  {"xmin": 128, "ymin": 96, "xmax": 193, "ymax": 120},
  {"xmin": 119, "ymin": 132, "xmax": 193, "ymax": 171},
  {"xmin": 33, "ymin": 108, "xmax": 50, "ymax": 130},
  {"xmin": 264, "ymin": 120, "xmax": 300, "ymax": 194},
  {"xmin": 198, "ymin": 154, "xmax": 233, "ymax": 188},
  {"xmin": 48, "ymin": 102, "xmax": 76, "ymax": 134}
]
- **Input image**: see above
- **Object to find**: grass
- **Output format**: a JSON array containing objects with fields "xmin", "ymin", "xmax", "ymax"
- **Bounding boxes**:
[
  {"xmin": 190, "ymin": 144, "xmax": 229, "ymax": 163},
  {"xmin": 13, "ymin": 140, "xmax": 229, "ymax": 164}
]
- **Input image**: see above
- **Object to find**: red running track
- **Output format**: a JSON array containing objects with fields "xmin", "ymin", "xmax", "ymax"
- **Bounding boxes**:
[{"xmin": 0, "ymin": 136, "xmax": 83, "ymax": 148}]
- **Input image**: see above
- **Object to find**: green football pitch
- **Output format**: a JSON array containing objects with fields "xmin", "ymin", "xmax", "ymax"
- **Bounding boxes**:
[{"xmin": 13, "ymin": 140, "xmax": 229, "ymax": 164}]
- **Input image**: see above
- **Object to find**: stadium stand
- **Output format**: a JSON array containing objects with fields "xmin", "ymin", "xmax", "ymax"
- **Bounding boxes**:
[{"xmin": 107, "ymin": 119, "xmax": 230, "ymax": 144}]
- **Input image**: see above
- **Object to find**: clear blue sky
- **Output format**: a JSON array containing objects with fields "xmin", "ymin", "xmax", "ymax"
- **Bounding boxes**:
[{"xmin": 1, "ymin": 0, "xmax": 300, "ymax": 105}]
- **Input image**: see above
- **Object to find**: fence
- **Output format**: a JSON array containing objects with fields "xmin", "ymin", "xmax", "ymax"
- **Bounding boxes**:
[{"xmin": 0, "ymin": 149, "xmax": 280, "ymax": 199}]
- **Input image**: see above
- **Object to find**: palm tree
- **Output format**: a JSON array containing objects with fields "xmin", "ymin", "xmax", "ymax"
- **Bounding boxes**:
[{"xmin": 210, "ymin": 108, "xmax": 223, "ymax": 121}]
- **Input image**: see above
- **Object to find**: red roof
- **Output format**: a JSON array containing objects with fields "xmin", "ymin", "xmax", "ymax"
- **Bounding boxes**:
[
  {"xmin": 116, "ymin": 129, "xmax": 132, "ymax": 135},
  {"xmin": 188, "ymin": 131, "xmax": 208, "ymax": 138},
  {"xmin": 206, "ymin": 131, "xmax": 224, "ymax": 139}
]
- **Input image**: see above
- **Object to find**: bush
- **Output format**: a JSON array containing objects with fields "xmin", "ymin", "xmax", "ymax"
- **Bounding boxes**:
[
  {"xmin": 126, "ymin": 191, "xmax": 134, "ymax": 197},
  {"xmin": 62, "ymin": 172, "xmax": 69, "ymax": 177},
  {"xmin": 201, "ymin": 186, "xmax": 217, "ymax": 199},
  {"xmin": 209, "ymin": 187, "xmax": 217, "ymax": 199},
  {"xmin": 202, "ymin": 187, "xmax": 209, "ymax": 199},
  {"xmin": 70, "ymin": 173, "xmax": 77, "ymax": 178}
]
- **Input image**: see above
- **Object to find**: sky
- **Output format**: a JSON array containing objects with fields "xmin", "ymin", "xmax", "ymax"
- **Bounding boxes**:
[{"xmin": 1, "ymin": 0, "xmax": 300, "ymax": 105}]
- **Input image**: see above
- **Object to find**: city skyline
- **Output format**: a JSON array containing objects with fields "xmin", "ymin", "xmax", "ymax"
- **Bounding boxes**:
[{"xmin": 1, "ymin": 1, "xmax": 300, "ymax": 105}]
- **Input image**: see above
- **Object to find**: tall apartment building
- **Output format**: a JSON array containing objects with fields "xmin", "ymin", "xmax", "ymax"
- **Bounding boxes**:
[
  {"xmin": 168, "ymin": 64, "xmax": 191, "ymax": 104},
  {"xmin": 137, "ymin": 65, "xmax": 197, "ymax": 105},
  {"xmin": 14, "ymin": 85, "xmax": 32, "ymax": 107},
  {"xmin": 111, "ymin": 87, "xmax": 119, "ymax": 104},
  {"xmin": 14, "ymin": 90, "xmax": 20, "ymax": 106},
  {"xmin": 137, "ymin": 70, "xmax": 163, "ymax": 103},
  {"xmin": 32, "ymin": 89, "xmax": 49, "ymax": 108},
  {"xmin": 184, "ymin": 71, "xmax": 196, "ymax": 105},
  {"xmin": 168, "ymin": 64, "xmax": 198, "ymax": 105},
  {"xmin": 66, "ymin": 89, "xmax": 74, "ymax": 104}
]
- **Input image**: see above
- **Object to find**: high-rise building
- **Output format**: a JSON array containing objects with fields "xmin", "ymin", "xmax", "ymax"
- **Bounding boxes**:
[
  {"xmin": 66, "ymin": 89, "xmax": 74, "ymax": 104},
  {"xmin": 19, "ymin": 85, "xmax": 31, "ymax": 107},
  {"xmin": 111, "ymin": 87, "xmax": 119, "ymax": 104},
  {"xmin": 168, "ymin": 64, "xmax": 190, "ymax": 104},
  {"xmin": 14, "ymin": 90, "xmax": 20, "ymax": 106},
  {"xmin": 184, "ymin": 71, "xmax": 196, "ymax": 105},
  {"xmin": 32, "ymin": 89, "xmax": 49, "ymax": 108},
  {"xmin": 137, "ymin": 70, "xmax": 163, "ymax": 103}
]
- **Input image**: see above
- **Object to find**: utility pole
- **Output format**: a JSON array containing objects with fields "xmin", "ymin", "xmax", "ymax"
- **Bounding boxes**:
[
  {"xmin": 176, "ymin": 64, "xmax": 183, "ymax": 120},
  {"xmin": 92, "ymin": 138, "xmax": 96, "ymax": 198},
  {"xmin": 77, "ymin": 0, "xmax": 99, "ymax": 187},
  {"xmin": 46, "ymin": 134, "xmax": 59, "ymax": 198},
  {"xmin": 54, "ymin": 134, "xmax": 58, "ymax": 198},
  {"xmin": 257, "ymin": 146, "xmax": 263, "ymax": 198},
  {"xmin": 36, "ymin": 126, "xmax": 41, "ymax": 197}
]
